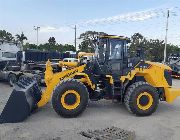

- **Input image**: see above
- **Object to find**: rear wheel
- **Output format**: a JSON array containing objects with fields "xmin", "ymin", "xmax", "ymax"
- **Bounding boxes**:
[
  {"xmin": 124, "ymin": 81, "xmax": 159, "ymax": 116},
  {"xmin": 8, "ymin": 73, "xmax": 17, "ymax": 87},
  {"xmin": 52, "ymin": 79, "xmax": 89, "ymax": 118}
]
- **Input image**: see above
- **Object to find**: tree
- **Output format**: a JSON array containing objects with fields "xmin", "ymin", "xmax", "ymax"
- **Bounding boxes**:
[
  {"xmin": 63, "ymin": 44, "xmax": 76, "ymax": 52},
  {"xmin": 130, "ymin": 33, "xmax": 147, "ymax": 51},
  {"xmin": 37, "ymin": 43, "xmax": 75, "ymax": 52},
  {"xmin": 16, "ymin": 32, "xmax": 28, "ymax": 50},
  {"xmin": 78, "ymin": 41, "xmax": 90, "ymax": 52},
  {"xmin": 78, "ymin": 31, "xmax": 107, "ymax": 52},
  {"xmin": 129, "ymin": 33, "xmax": 180, "ymax": 62},
  {"xmin": 23, "ymin": 43, "xmax": 38, "ymax": 50},
  {"xmin": 47, "ymin": 37, "xmax": 56, "ymax": 51},
  {"xmin": 48, "ymin": 37, "xmax": 56, "ymax": 45},
  {"xmin": 0, "ymin": 30, "xmax": 14, "ymax": 41}
]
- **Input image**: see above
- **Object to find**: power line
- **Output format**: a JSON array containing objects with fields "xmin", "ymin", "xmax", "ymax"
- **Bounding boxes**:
[{"xmin": 39, "ymin": 6, "xmax": 180, "ymax": 45}]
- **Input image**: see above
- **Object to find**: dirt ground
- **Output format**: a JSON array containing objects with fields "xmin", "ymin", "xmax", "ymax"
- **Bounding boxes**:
[{"xmin": 1, "ymin": 80, "xmax": 180, "ymax": 140}]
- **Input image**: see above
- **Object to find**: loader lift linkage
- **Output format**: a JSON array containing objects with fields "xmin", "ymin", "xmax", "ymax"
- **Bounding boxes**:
[{"xmin": 1, "ymin": 35, "xmax": 180, "ymax": 123}]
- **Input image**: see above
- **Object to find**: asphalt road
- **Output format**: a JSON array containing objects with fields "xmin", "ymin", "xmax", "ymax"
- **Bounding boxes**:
[{"xmin": 0, "ymin": 80, "xmax": 180, "ymax": 140}]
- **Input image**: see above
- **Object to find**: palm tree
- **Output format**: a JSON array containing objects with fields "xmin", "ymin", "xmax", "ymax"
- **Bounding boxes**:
[
  {"xmin": 0, "ymin": 30, "xmax": 14, "ymax": 41},
  {"xmin": 16, "ymin": 32, "xmax": 28, "ymax": 50}
]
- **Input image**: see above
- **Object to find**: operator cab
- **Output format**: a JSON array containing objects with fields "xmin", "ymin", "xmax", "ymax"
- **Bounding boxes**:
[{"xmin": 94, "ymin": 35, "xmax": 130, "ymax": 81}]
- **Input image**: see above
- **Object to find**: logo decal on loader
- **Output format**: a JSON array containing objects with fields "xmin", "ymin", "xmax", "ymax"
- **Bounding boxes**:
[{"xmin": 60, "ymin": 69, "xmax": 78, "ymax": 81}]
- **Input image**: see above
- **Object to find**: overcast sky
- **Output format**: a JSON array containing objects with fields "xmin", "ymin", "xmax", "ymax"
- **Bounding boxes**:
[{"xmin": 0, "ymin": 0, "xmax": 180, "ymax": 45}]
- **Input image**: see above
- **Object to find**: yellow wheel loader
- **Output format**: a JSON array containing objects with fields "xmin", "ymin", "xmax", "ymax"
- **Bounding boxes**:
[{"xmin": 1, "ymin": 35, "xmax": 180, "ymax": 123}]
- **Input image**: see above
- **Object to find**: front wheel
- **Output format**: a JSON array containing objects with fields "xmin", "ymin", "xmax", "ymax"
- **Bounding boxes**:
[
  {"xmin": 124, "ymin": 81, "xmax": 159, "ymax": 116},
  {"xmin": 52, "ymin": 79, "xmax": 89, "ymax": 118}
]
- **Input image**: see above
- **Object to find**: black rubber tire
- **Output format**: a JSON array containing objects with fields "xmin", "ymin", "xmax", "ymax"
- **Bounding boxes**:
[
  {"xmin": 124, "ymin": 81, "xmax": 159, "ymax": 116},
  {"xmin": 8, "ymin": 73, "xmax": 17, "ymax": 87},
  {"xmin": 52, "ymin": 79, "xmax": 89, "ymax": 118}
]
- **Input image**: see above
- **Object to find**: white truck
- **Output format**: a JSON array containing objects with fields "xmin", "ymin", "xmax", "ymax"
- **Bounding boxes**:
[
  {"xmin": 0, "ymin": 40, "xmax": 22, "ymax": 86},
  {"xmin": 0, "ymin": 40, "xmax": 21, "ymax": 62}
]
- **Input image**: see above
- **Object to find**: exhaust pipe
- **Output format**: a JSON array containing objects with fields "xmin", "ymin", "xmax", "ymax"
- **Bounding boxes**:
[{"xmin": 0, "ymin": 76, "xmax": 42, "ymax": 124}]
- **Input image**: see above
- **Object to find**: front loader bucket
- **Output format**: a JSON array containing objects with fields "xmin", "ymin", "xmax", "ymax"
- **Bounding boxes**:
[{"xmin": 0, "ymin": 76, "xmax": 42, "ymax": 124}]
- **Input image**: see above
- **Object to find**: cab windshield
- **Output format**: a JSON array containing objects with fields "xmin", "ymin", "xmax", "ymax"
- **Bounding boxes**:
[
  {"xmin": 2, "ymin": 52, "xmax": 17, "ymax": 58},
  {"xmin": 95, "ymin": 38, "xmax": 127, "ymax": 62}
]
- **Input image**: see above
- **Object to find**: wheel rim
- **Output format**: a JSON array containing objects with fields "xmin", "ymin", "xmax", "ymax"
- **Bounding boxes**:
[
  {"xmin": 137, "ymin": 92, "xmax": 153, "ymax": 110},
  {"xmin": 61, "ymin": 90, "xmax": 80, "ymax": 110}
]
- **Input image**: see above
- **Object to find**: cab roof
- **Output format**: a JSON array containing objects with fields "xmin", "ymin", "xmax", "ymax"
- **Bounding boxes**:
[{"xmin": 99, "ymin": 35, "xmax": 130, "ymax": 41}]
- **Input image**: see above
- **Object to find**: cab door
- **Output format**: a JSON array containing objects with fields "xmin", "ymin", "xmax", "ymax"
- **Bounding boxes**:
[{"xmin": 106, "ymin": 39, "xmax": 124, "ymax": 81}]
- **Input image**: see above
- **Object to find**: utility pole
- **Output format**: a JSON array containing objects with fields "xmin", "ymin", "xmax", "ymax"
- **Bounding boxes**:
[
  {"xmin": 74, "ymin": 25, "xmax": 77, "ymax": 51},
  {"xmin": 163, "ymin": 10, "xmax": 169, "ymax": 63},
  {"xmin": 34, "ymin": 26, "xmax": 40, "ymax": 46}
]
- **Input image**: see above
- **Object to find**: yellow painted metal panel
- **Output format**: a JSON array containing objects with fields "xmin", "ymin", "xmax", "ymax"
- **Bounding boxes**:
[{"xmin": 164, "ymin": 87, "xmax": 180, "ymax": 103}]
